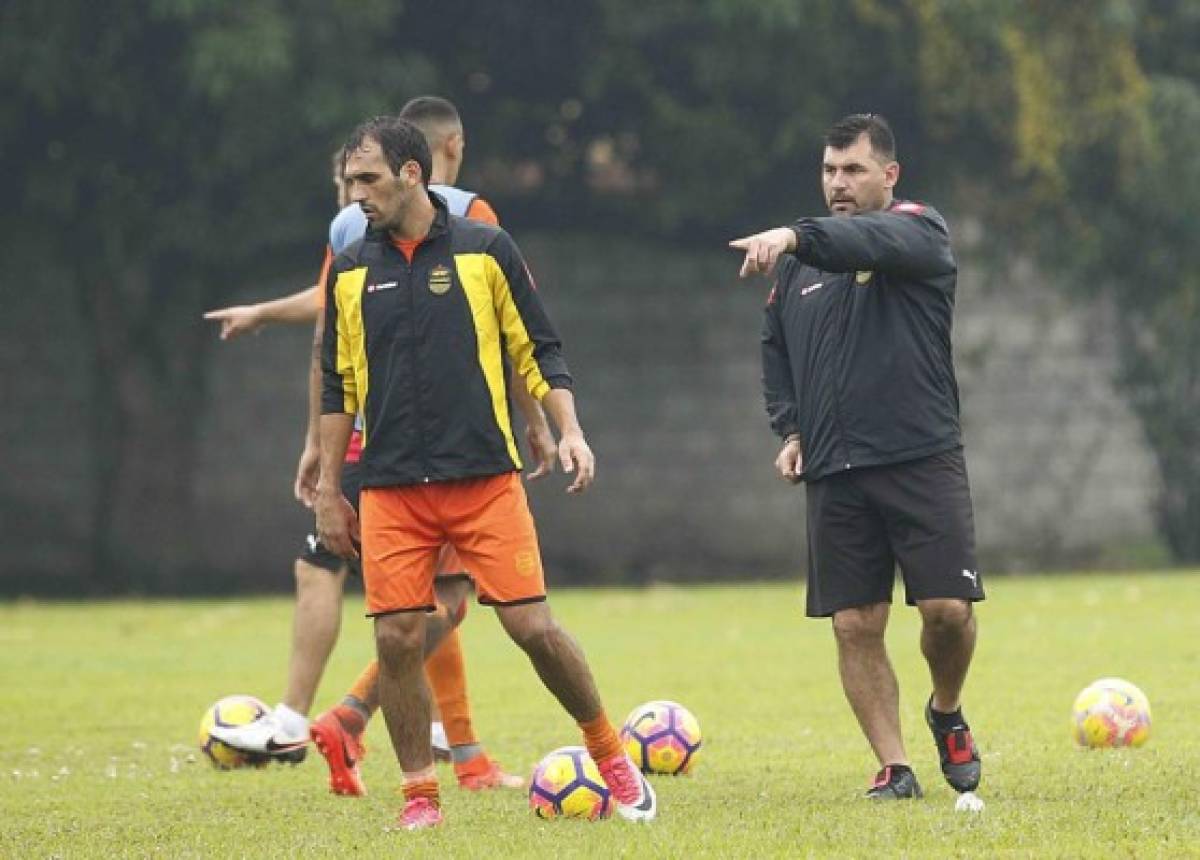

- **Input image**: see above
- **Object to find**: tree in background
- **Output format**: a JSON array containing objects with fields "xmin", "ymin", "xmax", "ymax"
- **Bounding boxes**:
[
  {"xmin": 2, "ymin": 0, "xmax": 1197, "ymax": 592},
  {"xmin": 905, "ymin": 0, "xmax": 1200, "ymax": 560},
  {"xmin": 0, "ymin": 0, "xmax": 429, "ymax": 589}
]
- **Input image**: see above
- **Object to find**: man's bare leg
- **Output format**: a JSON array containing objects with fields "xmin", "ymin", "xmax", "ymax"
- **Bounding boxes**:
[
  {"xmin": 917, "ymin": 598, "xmax": 976, "ymax": 712},
  {"xmin": 831, "ymin": 602, "xmax": 908, "ymax": 766},
  {"xmin": 284, "ymin": 559, "xmax": 347, "ymax": 714}
]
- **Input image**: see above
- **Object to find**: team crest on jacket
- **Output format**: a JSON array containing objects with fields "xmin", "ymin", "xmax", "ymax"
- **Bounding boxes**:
[
  {"xmin": 855, "ymin": 271, "xmax": 873, "ymax": 285},
  {"xmin": 428, "ymin": 265, "xmax": 452, "ymax": 295}
]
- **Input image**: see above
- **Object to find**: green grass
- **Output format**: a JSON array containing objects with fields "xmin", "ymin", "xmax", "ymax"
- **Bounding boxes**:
[{"xmin": 2, "ymin": 572, "xmax": 1199, "ymax": 858}]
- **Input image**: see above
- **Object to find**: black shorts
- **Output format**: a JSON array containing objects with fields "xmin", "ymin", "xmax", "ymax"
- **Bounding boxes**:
[
  {"xmin": 300, "ymin": 462, "xmax": 363, "ymax": 575},
  {"xmin": 804, "ymin": 448, "xmax": 984, "ymax": 617}
]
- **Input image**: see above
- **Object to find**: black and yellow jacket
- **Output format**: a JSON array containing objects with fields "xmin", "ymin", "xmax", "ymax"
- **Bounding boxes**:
[{"xmin": 321, "ymin": 194, "xmax": 571, "ymax": 488}]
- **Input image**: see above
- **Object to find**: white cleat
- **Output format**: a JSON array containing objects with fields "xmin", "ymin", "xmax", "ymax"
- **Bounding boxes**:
[
  {"xmin": 209, "ymin": 712, "xmax": 308, "ymax": 755},
  {"xmin": 597, "ymin": 753, "xmax": 657, "ymax": 822}
]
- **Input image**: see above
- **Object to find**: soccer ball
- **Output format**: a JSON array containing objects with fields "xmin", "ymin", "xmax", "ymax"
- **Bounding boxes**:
[
  {"xmin": 621, "ymin": 699, "xmax": 702, "ymax": 775},
  {"xmin": 528, "ymin": 746, "xmax": 613, "ymax": 820},
  {"xmin": 198, "ymin": 694, "xmax": 272, "ymax": 769},
  {"xmin": 1071, "ymin": 678, "xmax": 1151, "ymax": 748}
]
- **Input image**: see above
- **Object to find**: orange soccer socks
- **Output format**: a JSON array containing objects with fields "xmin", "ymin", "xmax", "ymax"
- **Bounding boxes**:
[
  {"xmin": 579, "ymin": 711, "xmax": 624, "ymax": 765},
  {"xmin": 425, "ymin": 628, "xmax": 478, "ymax": 754}
]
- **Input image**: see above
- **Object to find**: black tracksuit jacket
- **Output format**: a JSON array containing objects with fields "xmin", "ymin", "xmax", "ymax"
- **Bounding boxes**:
[
  {"xmin": 761, "ymin": 199, "xmax": 962, "ymax": 483},
  {"xmin": 321, "ymin": 196, "xmax": 570, "ymax": 488}
]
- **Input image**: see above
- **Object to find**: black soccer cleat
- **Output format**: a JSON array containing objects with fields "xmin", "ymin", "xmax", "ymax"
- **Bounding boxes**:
[
  {"xmin": 864, "ymin": 765, "xmax": 923, "ymax": 800},
  {"xmin": 925, "ymin": 696, "xmax": 981, "ymax": 793}
]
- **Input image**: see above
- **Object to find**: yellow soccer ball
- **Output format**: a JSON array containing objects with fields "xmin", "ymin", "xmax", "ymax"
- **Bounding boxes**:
[
  {"xmin": 528, "ymin": 746, "xmax": 613, "ymax": 820},
  {"xmin": 1071, "ymin": 678, "xmax": 1151, "ymax": 748},
  {"xmin": 621, "ymin": 700, "xmax": 703, "ymax": 775},
  {"xmin": 197, "ymin": 695, "xmax": 272, "ymax": 769}
]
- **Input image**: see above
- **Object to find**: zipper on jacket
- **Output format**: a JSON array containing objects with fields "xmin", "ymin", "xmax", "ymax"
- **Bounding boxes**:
[
  {"xmin": 829, "ymin": 272, "xmax": 856, "ymax": 472},
  {"xmin": 399, "ymin": 242, "xmax": 432, "ymax": 483}
]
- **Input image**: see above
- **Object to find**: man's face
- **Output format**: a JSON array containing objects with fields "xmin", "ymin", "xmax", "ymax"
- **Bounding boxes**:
[
  {"xmin": 344, "ymin": 137, "xmax": 419, "ymax": 230},
  {"xmin": 822, "ymin": 133, "xmax": 898, "ymax": 216}
]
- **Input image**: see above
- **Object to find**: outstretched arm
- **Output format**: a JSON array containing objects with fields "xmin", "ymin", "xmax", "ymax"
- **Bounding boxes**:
[{"xmin": 203, "ymin": 285, "xmax": 320, "ymax": 340}]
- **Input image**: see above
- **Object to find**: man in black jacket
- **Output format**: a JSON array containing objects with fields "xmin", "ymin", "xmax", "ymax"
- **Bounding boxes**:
[
  {"xmin": 316, "ymin": 116, "xmax": 657, "ymax": 830},
  {"xmin": 731, "ymin": 114, "xmax": 984, "ymax": 801}
]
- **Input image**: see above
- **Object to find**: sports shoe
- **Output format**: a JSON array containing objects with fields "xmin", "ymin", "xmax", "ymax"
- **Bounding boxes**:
[
  {"xmin": 272, "ymin": 745, "xmax": 308, "ymax": 765},
  {"xmin": 209, "ymin": 711, "xmax": 308, "ymax": 755},
  {"xmin": 596, "ymin": 753, "xmax": 657, "ymax": 822},
  {"xmin": 310, "ymin": 710, "xmax": 367, "ymax": 797},
  {"xmin": 865, "ymin": 765, "xmax": 923, "ymax": 799},
  {"xmin": 925, "ymin": 697, "xmax": 981, "ymax": 793},
  {"xmin": 454, "ymin": 754, "xmax": 525, "ymax": 791},
  {"xmin": 397, "ymin": 796, "xmax": 443, "ymax": 831}
]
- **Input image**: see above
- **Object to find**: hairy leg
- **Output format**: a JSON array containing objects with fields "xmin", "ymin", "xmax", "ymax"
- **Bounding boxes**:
[
  {"xmin": 495, "ymin": 601, "xmax": 603, "ymax": 722},
  {"xmin": 425, "ymin": 577, "xmax": 470, "ymax": 655},
  {"xmin": 917, "ymin": 598, "xmax": 976, "ymax": 712},
  {"xmin": 375, "ymin": 611, "xmax": 434, "ymax": 772},
  {"xmin": 832, "ymin": 602, "xmax": 908, "ymax": 766},
  {"xmin": 283, "ymin": 559, "xmax": 346, "ymax": 714}
]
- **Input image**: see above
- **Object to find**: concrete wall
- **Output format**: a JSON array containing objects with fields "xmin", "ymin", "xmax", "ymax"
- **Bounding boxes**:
[{"xmin": 0, "ymin": 233, "xmax": 1164, "ymax": 592}]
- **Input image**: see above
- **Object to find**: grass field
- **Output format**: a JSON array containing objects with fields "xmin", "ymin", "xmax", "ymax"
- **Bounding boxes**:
[{"xmin": 3, "ymin": 572, "xmax": 1199, "ymax": 858}]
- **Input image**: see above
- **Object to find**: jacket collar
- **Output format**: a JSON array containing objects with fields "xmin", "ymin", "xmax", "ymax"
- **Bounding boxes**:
[{"xmin": 363, "ymin": 189, "xmax": 450, "ymax": 244}]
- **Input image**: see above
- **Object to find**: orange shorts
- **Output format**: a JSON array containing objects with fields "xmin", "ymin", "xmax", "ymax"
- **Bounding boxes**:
[{"xmin": 360, "ymin": 472, "xmax": 546, "ymax": 615}]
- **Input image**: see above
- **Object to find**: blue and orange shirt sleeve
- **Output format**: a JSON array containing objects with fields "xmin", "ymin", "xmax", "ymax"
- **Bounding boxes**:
[{"xmin": 465, "ymin": 197, "xmax": 500, "ymax": 226}]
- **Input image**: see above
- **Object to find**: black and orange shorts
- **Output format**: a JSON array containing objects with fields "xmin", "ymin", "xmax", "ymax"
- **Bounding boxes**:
[{"xmin": 359, "ymin": 472, "xmax": 546, "ymax": 616}]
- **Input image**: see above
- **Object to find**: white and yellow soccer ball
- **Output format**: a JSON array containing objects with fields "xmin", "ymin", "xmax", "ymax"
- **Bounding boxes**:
[
  {"xmin": 620, "ymin": 700, "xmax": 702, "ymax": 775},
  {"xmin": 1071, "ymin": 678, "xmax": 1151, "ymax": 748},
  {"xmin": 528, "ymin": 746, "xmax": 613, "ymax": 820},
  {"xmin": 198, "ymin": 694, "xmax": 272, "ymax": 769}
]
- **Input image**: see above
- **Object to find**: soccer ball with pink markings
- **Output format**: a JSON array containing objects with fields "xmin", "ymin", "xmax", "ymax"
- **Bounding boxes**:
[
  {"xmin": 621, "ymin": 700, "xmax": 702, "ymax": 775},
  {"xmin": 1071, "ymin": 678, "xmax": 1151, "ymax": 748},
  {"xmin": 528, "ymin": 746, "xmax": 613, "ymax": 820}
]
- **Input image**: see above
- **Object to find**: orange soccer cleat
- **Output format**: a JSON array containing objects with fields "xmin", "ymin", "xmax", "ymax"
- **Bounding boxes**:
[
  {"xmin": 454, "ymin": 753, "xmax": 525, "ymax": 791},
  {"xmin": 309, "ymin": 709, "xmax": 367, "ymax": 797}
]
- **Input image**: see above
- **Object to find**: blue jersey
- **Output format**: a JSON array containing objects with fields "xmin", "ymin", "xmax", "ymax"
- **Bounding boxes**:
[{"xmin": 328, "ymin": 184, "xmax": 480, "ymax": 255}]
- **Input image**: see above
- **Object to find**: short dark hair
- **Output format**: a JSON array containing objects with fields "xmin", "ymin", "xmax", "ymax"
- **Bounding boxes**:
[
  {"xmin": 398, "ymin": 96, "xmax": 462, "ymax": 143},
  {"xmin": 824, "ymin": 113, "xmax": 896, "ymax": 162},
  {"xmin": 343, "ymin": 116, "xmax": 433, "ymax": 186}
]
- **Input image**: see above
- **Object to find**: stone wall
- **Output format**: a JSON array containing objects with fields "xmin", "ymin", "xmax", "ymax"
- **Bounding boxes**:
[{"xmin": 0, "ymin": 233, "xmax": 1164, "ymax": 592}]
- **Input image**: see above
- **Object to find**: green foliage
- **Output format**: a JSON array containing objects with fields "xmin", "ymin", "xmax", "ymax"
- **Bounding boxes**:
[
  {"xmin": 3, "ymin": 577, "xmax": 1200, "ymax": 855},
  {"xmin": 2, "ymin": 0, "xmax": 1199, "ymax": 577}
]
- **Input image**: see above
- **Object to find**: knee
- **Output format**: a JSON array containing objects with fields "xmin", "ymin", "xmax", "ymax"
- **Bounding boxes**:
[
  {"xmin": 435, "ymin": 580, "xmax": 470, "ymax": 629},
  {"xmin": 831, "ymin": 605, "xmax": 888, "ymax": 647},
  {"xmin": 507, "ymin": 614, "xmax": 558, "ymax": 657},
  {"xmin": 374, "ymin": 615, "xmax": 426, "ymax": 665},
  {"xmin": 920, "ymin": 599, "xmax": 973, "ymax": 636}
]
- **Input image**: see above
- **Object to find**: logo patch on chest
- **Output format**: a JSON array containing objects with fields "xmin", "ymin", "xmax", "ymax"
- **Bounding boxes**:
[{"xmin": 428, "ymin": 265, "xmax": 452, "ymax": 295}]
